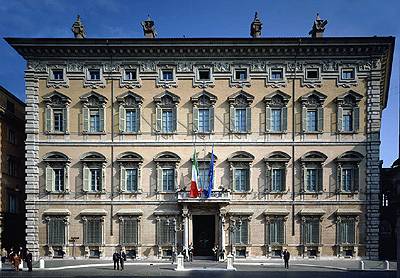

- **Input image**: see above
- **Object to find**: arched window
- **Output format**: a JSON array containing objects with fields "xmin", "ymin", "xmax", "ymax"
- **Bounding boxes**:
[
  {"xmin": 154, "ymin": 152, "xmax": 181, "ymax": 192},
  {"xmin": 81, "ymin": 152, "xmax": 107, "ymax": 193},
  {"xmin": 43, "ymin": 152, "xmax": 71, "ymax": 193},
  {"xmin": 228, "ymin": 151, "xmax": 254, "ymax": 192},
  {"xmin": 191, "ymin": 90, "xmax": 217, "ymax": 134},
  {"xmin": 300, "ymin": 90, "xmax": 327, "ymax": 133},
  {"xmin": 300, "ymin": 151, "xmax": 327, "ymax": 193},
  {"xmin": 228, "ymin": 91, "xmax": 254, "ymax": 134},
  {"xmin": 264, "ymin": 90, "xmax": 290, "ymax": 133},
  {"xmin": 117, "ymin": 91, "xmax": 143, "ymax": 133},
  {"xmin": 154, "ymin": 91, "xmax": 180, "ymax": 134},
  {"xmin": 79, "ymin": 91, "xmax": 107, "ymax": 133}
]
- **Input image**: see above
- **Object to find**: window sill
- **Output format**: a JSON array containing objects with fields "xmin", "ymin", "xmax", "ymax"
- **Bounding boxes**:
[
  {"xmin": 84, "ymin": 191, "xmax": 107, "ymax": 195},
  {"xmin": 266, "ymin": 190, "xmax": 289, "ymax": 195},
  {"xmin": 265, "ymin": 131, "xmax": 287, "ymax": 134},
  {"xmin": 45, "ymin": 131, "xmax": 70, "ymax": 135},
  {"xmin": 230, "ymin": 131, "xmax": 251, "ymax": 135},
  {"xmin": 156, "ymin": 132, "xmax": 177, "ymax": 135},
  {"xmin": 120, "ymin": 190, "xmax": 143, "ymax": 194},
  {"xmin": 301, "ymin": 191, "xmax": 324, "ymax": 195},
  {"xmin": 156, "ymin": 191, "xmax": 177, "ymax": 194},
  {"xmin": 120, "ymin": 132, "xmax": 142, "ymax": 135},
  {"xmin": 82, "ymin": 132, "xmax": 106, "ymax": 135},
  {"xmin": 47, "ymin": 191, "xmax": 70, "ymax": 195},
  {"xmin": 232, "ymin": 191, "xmax": 252, "ymax": 194},
  {"xmin": 302, "ymin": 131, "xmax": 323, "ymax": 135},
  {"xmin": 338, "ymin": 131, "xmax": 358, "ymax": 135},
  {"xmin": 194, "ymin": 131, "xmax": 214, "ymax": 135},
  {"xmin": 337, "ymin": 191, "xmax": 358, "ymax": 195}
]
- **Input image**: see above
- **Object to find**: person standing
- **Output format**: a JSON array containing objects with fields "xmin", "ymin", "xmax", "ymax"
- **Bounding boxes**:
[
  {"xmin": 112, "ymin": 251, "xmax": 120, "ymax": 270},
  {"xmin": 12, "ymin": 253, "xmax": 21, "ymax": 272},
  {"xmin": 119, "ymin": 251, "xmax": 126, "ymax": 271},
  {"xmin": 25, "ymin": 250, "xmax": 33, "ymax": 272},
  {"xmin": 188, "ymin": 244, "xmax": 194, "ymax": 262},
  {"xmin": 282, "ymin": 249, "xmax": 290, "ymax": 269},
  {"xmin": 212, "ymin": 245, "xmax": 218, "ymax": 261},
  {"xmin": 1, "ymin": 248, "xmax": 7, "ymax": 263}
]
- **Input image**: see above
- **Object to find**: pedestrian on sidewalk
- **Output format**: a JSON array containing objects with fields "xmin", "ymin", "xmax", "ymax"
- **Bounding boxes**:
[
  {"xmin": 212, "ymin": 245, "xmax": 219, "ymax": 261},
  {"xmin": 188, "ymin": 243, "xmax": 194, "ymax": 262},
  {"xmin": 112, "ymin": 251, "xmax": 120, "ymax": 270},
  {"xmin": 282, "ymin": 249, "xmax": 290, "ymax": 269},
  {"xmin": 119, "ymin": 250, "xmax": 126, "ymax": 271},
  {"xmin": 1, "ymin": 248, "xmax": 7, "ymax": 263},
  {"xmin": 25, "ymin": 250, "xmax": 33, "ymax": 272},
  {"xmin": 12, "ymin": 253, "xmax": 21, "ymax": 272}
]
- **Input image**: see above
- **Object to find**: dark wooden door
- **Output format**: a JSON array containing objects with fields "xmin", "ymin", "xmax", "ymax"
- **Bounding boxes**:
[{"xmin": 192, "ymin": 215, "xmax": 215, "ymax": 256}]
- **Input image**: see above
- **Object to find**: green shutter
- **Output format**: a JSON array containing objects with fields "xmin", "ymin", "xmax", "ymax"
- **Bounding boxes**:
[
  {"xmin": 337, "ymin": 107, "xmax": 343, "ymax": 132},
  {"xmin": 45, "ymin": 165, "xmax": 54, "ymax": 192},
  {"xmin": 265, "ymin": 106, "xmax": 271, "ymax": 132},
  {"xmin": 353, "ymin": 107, "xmax": 360, "ymax": 132},
  {"xmin": 337, "ymin": 165, "xmax": 342, "ymax": 193},
  {"xmin": 120, "ymin": 165, "xmax": 127, "ymax": 192},
  {"xmin": 312, "ymin": 220, "xmax": 320, "ymax": 244},
  {"xmin": 63, "ymin": 108, "xmax": 68, "ymax": 133},
  {"xmin": 282, "ymin": 168, "xmax": 287, "ymax": 192},
  {"xmin": 353, "ymin": 166, "xmax": 359, "ymax": 192},
  {"xmin": 99, "ymin": 107, "xmax": 105, "ymax": 132},
  {"xmin": 209, "ymin": 107, "xmax": 215, "ymax": 132},
  {"xmin": 282, "ymin": 107, "xmax": 288, "ymax": 132},
  {"xmin": 82, "ymin": 107, "xmax": 90, "ymax": 132},
  {"xmin": 317, "ymin": 168, "xmax": 323, "ymax": 192},
  {"xmin": 137, "ymin": 107, "xmax": 141, "ymax": 132},
  {"xmin": 83, "ymin": 165, "xmax": 90, "ymax": 192},
  {"xmin": 277, "ymin": 219, "xmax": 285, "ymax": 244},
  {"xmin": 265, "ymin": 166, "xmax": 271, "ymax": 192},
  {"xmin": 193, "ymin": 107, "xmax": 198, "ymax": 132},
  {"xmin": 173, "ymin": 106, "xmax": 178, "ymax": 132},
  {"xmin": 230, "ymin": 106, "xmax": 235, "ymax": 132},
  {"xmin": 317, "ymin": 107, "xmax": 324, "ymax": 132},
  {"xmin": 231, "ymin": 168, "xmax": 236, "ymax": 191},
  {"xmin": 156, "ymin": 107, "xmax": 162, "ymax": 132},
  {"xmin": 246, "ymin": 168, "xmax": 250, "ymax": 191},
  {"xmin": 101, "ymin": 167, "xmax": 106, "ymax": 191},
  {"xmin": 302, "ymin": 167, "xmax": 306, "ymax": 193},
  {"xmin": 45, "ymin": 107, "xmax": 53, "ymax": 132},
  {"xmin": 302, "ymin": 106, "xmax": 307, "ymax": 132},
  {"xmin": 246, "ymin": 107, "xmax": 251, "ymax": 133},
  {"xmin": 119, "ymin": 105, "xmax": 126, "ymax": 133},
  {"xmin": 156, "ymin": 167, "xmax": 162, "ymax": 192},
  {"xmin": 64, "ymin": 165, "xmax": 69, "ymax": 192}
]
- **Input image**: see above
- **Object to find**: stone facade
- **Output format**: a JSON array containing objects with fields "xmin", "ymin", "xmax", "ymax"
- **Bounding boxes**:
[
  {"xmin": 0, "ymin": 86, "xmax": 25, "ymax": 251},
  {"xmin": 6, "ymin": 36, "xmax": 394, "ymax": 260}
]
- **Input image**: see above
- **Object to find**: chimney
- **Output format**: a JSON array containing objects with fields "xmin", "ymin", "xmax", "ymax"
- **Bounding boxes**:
[
  {"xmin": 309, "ymin": 13, "xmax": 328, "ymax": 38},
  {"xmin": 71, "ymin": 15, "xmax": 86, "ymax": 39},
  {"xmin": 141, "ymin": 15, "xmax": 157, "ymax": 38},
  {"xmin": 250, "ymin": 12, "xmax": 263, "ymax": 38}
]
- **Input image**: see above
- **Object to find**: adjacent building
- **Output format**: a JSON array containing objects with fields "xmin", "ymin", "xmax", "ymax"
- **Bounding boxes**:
[
  {"xmin": 0, "ymin": 86, "xmax": 25, "ymax": 251},
  {"xmin": 6, "ymin": 15, "xmax": 395, "ymax": 260}
]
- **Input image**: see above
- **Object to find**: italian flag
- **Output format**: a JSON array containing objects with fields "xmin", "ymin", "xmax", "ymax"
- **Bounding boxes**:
[{"xmin": 189, "ymin": 150, "xmax": 199, "ymax": 198}]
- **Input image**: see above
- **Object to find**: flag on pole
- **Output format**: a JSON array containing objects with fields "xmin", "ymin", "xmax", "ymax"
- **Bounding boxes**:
[
  {"xmin": 189, "ymin": 150, "xmax": 199, "ymax": 198},
  {"xmin": 205, "ymin": 145, "xmax": 214, "ymax": 198}
]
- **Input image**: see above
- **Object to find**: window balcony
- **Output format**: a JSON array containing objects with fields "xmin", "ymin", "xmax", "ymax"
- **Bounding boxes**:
[{"xmin": 177, "ymin": 190, "xmax": 231, "ymax": 203}]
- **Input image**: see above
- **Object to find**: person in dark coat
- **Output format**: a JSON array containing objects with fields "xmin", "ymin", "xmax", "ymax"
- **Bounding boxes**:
[
  {"xmin": 112, "ymin": 251, "xmax": 120, "ymax": 270},
  {"xmin": 282, "ymin": 249, "xmax": 290, "ymax": 269},
  {"xmin": 25, "ymin": 250, "xmax": 33, "ymax": 272},
  {"xmin": 188, "ymin": 243, "xmax": 194, "ymax": 262},
  {"xmin": 119, "ymin": 251, "xmax": 126, "ymax": 271}
]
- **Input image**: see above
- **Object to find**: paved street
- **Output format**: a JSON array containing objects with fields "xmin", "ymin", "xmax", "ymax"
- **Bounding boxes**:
[{"xmin": 0, "ymin": 260, "xmax": 396, "ymax": 278}]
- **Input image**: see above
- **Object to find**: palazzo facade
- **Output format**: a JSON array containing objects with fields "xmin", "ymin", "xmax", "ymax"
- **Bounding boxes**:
[{"xmin": 6, "ymin": 26, "xmax": 394, "ymax": 260}]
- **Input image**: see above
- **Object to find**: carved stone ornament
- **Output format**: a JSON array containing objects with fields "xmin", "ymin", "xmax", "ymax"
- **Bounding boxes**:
[
  {"xmin": 104, "ymin": 62, "xmax": 120, "ymax": 73},
  {"xmin": 250, "ymin": 61, "xmax": 266, "ymax": 72},
  {"xmin": 27, "ymin": 60, "xmax": 47, "ymax": 72},
  {"xmin": 322, "ymin": 60, "xmax": 338, "ymax": 71},
  {"xmin": 67, "ymin": 62, "xmax": 84, "ymax": 73},
  {"xmin": 177, "ymin": 62, "xmax": 193, "ymax": 73},
  {"xmin": 140, "ymin": 61, "xmax": 157, "ymax": 73},
  {"xmin": 358, "ymin": 59, "xmax": 381, "ymax": 71},
  {"xmin": 286, "ymin": 62, "xmax": 303, "ymax": 72},
  {"xmin": 213, "ymin": 62, "xmax": 230, "ymax": 72}
]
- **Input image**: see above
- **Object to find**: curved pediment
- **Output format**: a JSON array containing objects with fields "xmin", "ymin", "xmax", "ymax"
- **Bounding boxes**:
[
  {"xmin": 336, "ymin": 151, "xmax": 363, "ymax": 162},
  {"xmin": 300, "ymin": 90, "xmax": 327, "ymax": 104},
  {"xmin": 81, "ymin": 151, "xmax": 107, "ymax": 162},
  {"xmin": 43, "ymin": 151, "xmax": 70, "ymax": 162},
  {"xmin": 301, "ymin": 151, "xmax": 327, "ymax": 162},
  {"xmin": 264, "ymin": 151, "xmax": 291, "ymax": 162},
  {"xmin": 190, "ymin": 90, "xmax": 218, "ymax": 105},
  {"xmin": 263, "ymin": 90, "xmax": 291, "ymax": 105},
  {"xmin": 336, "ymin": 90, "xmax": 363, "ymax": 104},
  {"xmin": 117, "ymin": 151, "xmax": 143, "ymax": 163},
  {"xmin": 228, "ymin": 151, "xmax": 255, "ymax": 162},
  {"xmin": 154, "ymin": 151, "xmax": 181, "ymax": 163}
]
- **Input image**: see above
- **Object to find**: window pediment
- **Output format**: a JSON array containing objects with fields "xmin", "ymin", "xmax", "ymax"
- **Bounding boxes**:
[
  {"xmin": 228, "ymin": 151, "xmax": 254, "ymax": 163},
  {"xmin": 81, "ymin": 152, "xmax": 106, "ymax": 163},
  {"xmin": 153, "ymin": 90, "xmax": 180, "ymax": 105},
  {"xmin": 79, "ymin": 91, "xmax": 107, "ymax": 106},
  {"xmin": 336, "ymin": 90, "xmax": 363, "ymax": 106},
  {"xmin": 301, "ymin": 151, "xmax": 327, "ymax": 163},
  {"xmin": 191, "ymin": 90, "xmax": 217, "ymax": 106},
  {"xmin": 116, "ymin": 91, "xmax": 143, "ymax": 106},
  {"xmin": 43, "ymin": 91, "xmax": 71, "ymax": 105},
  {"xmin": 154, "ymin": 151, "xmax": 181, "ymax": 163},
  {"xmin": 264, "ymin": 151, "xmax": 291, "ymax": 163},
  {"xmin": 336, "ymin": 151, "xmax": 363, "ymax": 163},
  {"xmin": 191, "ymin": 152, "xmax": 218, "ymax": 163},
  {"xmin": 300, "ymin": 90, "xmax": 327, "ymax": 106},
  {"xmin": 227, "ymin": 90, "xmax": 254, "ymax": 106},
  {"xmin": 117, "ymin": 152, "xmax": 143, "ymax": 163},
  {"xmin": 264, "ymin": 90, "xmax": 291, "ymax": 107},
  {"xmin": 43, "ymin": 152, "xmax": 71, "ymax": 163}
]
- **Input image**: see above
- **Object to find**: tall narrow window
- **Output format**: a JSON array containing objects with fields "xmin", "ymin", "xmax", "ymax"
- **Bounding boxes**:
[
  {"xmin": 229, "ymin": 151, "xmax": 254, "ymax": 193},
  {"xmin": 44, "ymin": 152, "xmax": 70, "ymax": 193},
  {"xmin": 122, "ymin": 218, "xmax": 138, "ymax": 245},
  {"xmin": 158, "ymin": 218, "xmax": 176, "ymax": 245},
  {"xmin": 154, "ymin": 152, "xmax": 180, "ymax": 193},
  {"xmin": 271, "ymin": 109, "xmax": 282, "ymax": 132},
  {"xmin": 48, "ymin": 218, "xmax": 66, "ymax": 246},
  {"xmin": 154, "ymin": 91, "xmax": 180, "ymax": 134},
  {"xmin": 269, "ymin": 218, "xmax": 285, "ymax": 245},
  {"xmin": 86, "ymin": 218, "xmax": 102, "ymax": 245},
  {"xmin": 126, "ymin": 169, "xmax": 138, "ymax": 192},
  {"xmin": 191, "ymin": 91, "xmax": 217, "ymax": 134},
  {"xmin": 198, "ymin": 167, "xmax": 210, "ymax": 190},
  {"xmin": 342, "ymin": 109, "xmax": 353, "ymax": 132},
  {"xmin": 264, "ymin": 151, "xmax": 290, "ymax": 193},
  {"xmin": 90, "ymin": 109, "xmax": 100, "ymax": 132},
  {"xmin": 81, "ymin": 152, "xmax": 106, "ymax": 193},
  {"xmin": 162, "ymin": 109, "xmax": 173, "ymax": 133},
  {"xmin": 198, "ymin": 108, "xmax": 210, "ymax": 133},
  {"xmin": 117, "ymin": 92, "xmax": 143, "ymax": 134},
  {"xmin": 301, "ymin": 151, "xmax": 327, "ymax": 194},
  {"xmin": 228, "ymin": 91, "xmax": 253, "ymax": 134},
  {"xmin": 336, "ymin": 151, "xmax": 362, "ymax": 194},
  {"xmin": 306, "ymin": 169, "xmax": 318, "ymax": 192},
  {"xmin": 234, "ymin": 169, "xmax": 249, "ymax": 192},
  {"xmin": 304, "ymin": 218, "xmax": 320, "ymax": 245},
  {"xmin": 307, "ymin": 110, "xmax": 318, "ymax": 132},
  {"xmin": 336, "ymin": 91, "xmax": 362, "ymax": 133},
  {"xmin": 233, "ymin": 220, "xmax": 249, "ymax": 244},
  {"xmin": 44, "ymin": 91, "xmax": 70, "ymax": 134},
  {"xmin": 271, "ymin": 169, "xmax": 284, "ymax": 192},
  {"xmin": 338, "ymin": 218, "xmax": 355, "ymax": 245},
  {"xmin": 162, "ymin": 169, "xmax": 174, "ymax": 192},
  {"xmin": 54, "ymin": 168, "xmax": 65, "ymax": 192},
  {"xmin": 301, "ymin": 91, "xmax": 326, "ymax": 134},
  {"xmin": 126, "ymin": 109, "xmax": 138, "ymax": 132},
  {"xmin": 80, "ymin": 92, "xmax": 107, "ymax": 134},
  {"xmin": 90, "ymin": 169, "xmax": 102, "ymax": 192},
  {"xmin": 235, "ymin": 108, "xmax": 247, "ymax": 132},
  {"xmin": 264, "ymin": 91, "xmax": 290, "ymax": 133}
]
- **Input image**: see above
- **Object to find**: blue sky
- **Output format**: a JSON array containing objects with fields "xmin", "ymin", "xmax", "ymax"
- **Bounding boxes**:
[{"xmin": 0, "ymin": 0, "xmax": 398, "ymax": 166}]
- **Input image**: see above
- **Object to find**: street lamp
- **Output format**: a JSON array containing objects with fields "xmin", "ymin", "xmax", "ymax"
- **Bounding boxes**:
[{"xmin": 228, "ymin": 219, "xmax": 242, "ymax": 256}]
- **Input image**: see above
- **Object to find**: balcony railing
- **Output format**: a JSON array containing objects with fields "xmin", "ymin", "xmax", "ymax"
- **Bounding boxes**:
[{"xmin": 177, "ymin": 190, "xmax": 231, "ymax": 203}]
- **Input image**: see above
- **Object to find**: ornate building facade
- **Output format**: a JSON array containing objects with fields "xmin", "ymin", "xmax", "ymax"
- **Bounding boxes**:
[{"xmin": 6, "ymin": 19, "xmax": 394, "ymax": 260}]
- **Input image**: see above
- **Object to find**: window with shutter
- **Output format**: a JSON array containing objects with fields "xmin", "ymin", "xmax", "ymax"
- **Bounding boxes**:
[
  {"xmin": 234, "ymin": 220, "xmax": 249, "ymax": 245},
  {"xmin": 48, "ymin": 218, "xmax": 65, "ymax": 246},
  {"xmin": 158, "ymin": 219, "xmax": 175, "ymax": 245},
  {"xmin": 269, "ymin": 218, "xmax": 284, "ymax": 245},
  {"xmin": 126, "ymin": 168, "xmax": 138, "ymax": 192},
  {"xmin": 45, "ymin": 107, "xmax": 53, "ymax": 132},
  {"xmin": 46, "ymin": 166, "xmax": 55, "ymax": 192},
  {"xmin": 193, "ymin": 107, "xmax": 199, "ymax": 132},
  {"xmin": 119, "ymin": 105, "xmax": 126, "ymax": 132},
  {"xmin": 122, "ymin": 218, "xmax": 138, "ymax": 245},
  {"xmin": 339, "ymin": 219, "xmax": 355, "ymax": 244},
  {"xmin": 86, "ymin": 218, "xmax": 102, "ymax": 245},
  {"xmin": 304, "ymin": 219, "xmax": 320, "ymax": 245}
]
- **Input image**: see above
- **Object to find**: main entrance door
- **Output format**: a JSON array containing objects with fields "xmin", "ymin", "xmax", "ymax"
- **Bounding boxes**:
[{"xmin": 192, "ymin": 215, "xmax": 215, "ymax": 256}]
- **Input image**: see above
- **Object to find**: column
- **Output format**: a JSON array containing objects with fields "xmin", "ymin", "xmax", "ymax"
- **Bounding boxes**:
[
  {"xmin": 182, "ymin": 206, "xmax": 189, "ymax": 255},
  {"xmin": 220, "ymin": 212, "xmax": 226, "ymax": 260}
]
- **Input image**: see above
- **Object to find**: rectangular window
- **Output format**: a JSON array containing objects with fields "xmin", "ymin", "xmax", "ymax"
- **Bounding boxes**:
[
  {"xmin": 48, "ymin": 218, "xmax": 65, "ymax": 245},
  {"xmin": 90, "ymin": 109, "xmax": 100, "ymax": 132},
  {"xmin": 90, "ymin": 169, "xmax": 102, "ymax": 192},
  {"xmin": 271, "ymin": 168, "xmax": 284, "ymax": 192},
  {"xmin": 124, "ymin": 69, "xmax": 137, "ymax": 81},
  {"xmin": 198, "ymin": 167, "xmax": 210, "ymax": 190},
  {"xmin": 304, "ymin": 219, "xmax": 320, "ymax": 245},
  {"xmin": 235, "ymin": 108, "xmax": 247, "ymax": 132},
  {"xmin": 162, "ymin": 169, "xmax": 174, "ymax": 192},
  {"xmin": 8, "ymin": 194, "xmax": 17, "ymax": 213},
  {"xmin": 306, "ymin": 69, "xmax": 319, "ymax": 79},
  {"xmin": 198, "ymin": 69, "xmax": 211, "ymax": 81},
  {"xmin": 126, "ymin": 168, "xmax": 138, "ymax": 192},
  {"xmin": 307, "ymin": 110, "xmax": 318, "ymax": 132},
  {"xmin": 161, "ymin": 70, "xmax": 173, "ymax": 81},
  {"xmin": 342, "ymin": 109, "xmax": 353, "ymax": 132},
  {"xmin": 126, "ymin": 109, "xmax": 138, "ymax": 132},
  {"xmin": 89, "ymin": 69, "xmax": 101, "ymax": 80},
  {"xmin": 162, "ymin": 109, "xmax": 173, "ymax": 133},
  {"xmin": 269, "ymin": 218, "xmax": 285, "ymax": 245},
  {"xmin": 86, "ymin": 218, "xmax": 102, "ymax": 245},
  {"xmin": 54, "ymin": 168, "xmax": 65, "ymax": 192},
  {"xmin": 271, "ymin": 109, "xmax": 282, "ymax": 132},
  {"xmin": 159, "ymin": 219, "xmax": 175, "ymax": 245},
  {"xmin": 271, "ymin": 69, "xmax": 283, "ymax": 80},
  {"xmin": 198, "ymin": 108, "xmax": 210, "ymax": 133},
  {"xmin": 235, "ymin": 69, "xmax": 247, "ymax": 81},
  {"xmin": 8, "ymin": 128, "xmax": 15, "ymax": 144},
  {"xmin": 233, "ymin": 220, "xmax": 249, "ymax": 245},
  {"xmin": 234, "ymin": 168, "xmax": 249, "ymax": 192},
  {"xmin": 342, "ymin": 168, "xmax": 353, "ymax": 192},
  {"xmin": 53, "ymin": 109, "xmax": 64, "ymax": 132},
  {"xmin": 341, "ymin": 69, "xmax": 355, "ymax": 80},
  {"xmin": 122, "ymin": 218, "xmax": 138, "ymax": 245},
  {"xmin": 52, "ymin": 69, "xmax": 64, "ymax": 80},
  {"xmin": 338, "ymin": 219, "xmax": 355, "ymax": 244},
  {"xmin": 306, "ymin": 169, "xmax": 318, "ymax": 192},
  {"xmin": 8, "ymin": 157, "xmax": 16, "ymax": 176}
]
